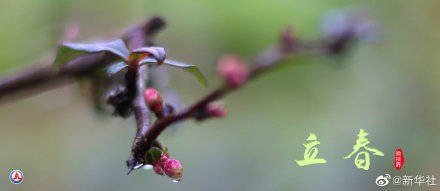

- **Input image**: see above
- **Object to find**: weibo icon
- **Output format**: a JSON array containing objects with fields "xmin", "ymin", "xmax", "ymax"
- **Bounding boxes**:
[
  {"xmin": 9, "ymin": 169, "xmax": 23, "ymax": 184},
  {"xmin": 394, "ymin": 148, "xmax": 404, "ymax": 170}
]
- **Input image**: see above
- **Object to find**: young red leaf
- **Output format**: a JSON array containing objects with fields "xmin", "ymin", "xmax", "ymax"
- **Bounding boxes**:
[{"xmin": 130, "ymin": 47, "xmax": 166, "ymax": 65}]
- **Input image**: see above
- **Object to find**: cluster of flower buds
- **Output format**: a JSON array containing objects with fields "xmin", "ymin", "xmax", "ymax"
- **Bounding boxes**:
[
  {"xmin": 144, "ymin": 88, "xmax": 163, "ymax": 114},
  {"xmin": 152, "ymin": 153, "xmax": 183, "ymax": 181},
  {"xmin": 216, "ymin": 54, "xmax": 250, "ymax": 88}
]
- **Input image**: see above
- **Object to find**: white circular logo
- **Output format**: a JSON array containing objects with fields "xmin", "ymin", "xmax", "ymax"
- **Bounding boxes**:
[{"xmin": 9, "ymin": 170, "xmax": 23, "ymax": 184}]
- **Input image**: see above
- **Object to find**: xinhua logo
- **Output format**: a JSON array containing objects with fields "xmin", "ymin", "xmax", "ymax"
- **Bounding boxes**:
[{"xmin": 9, "ymin": 169, "xmax": 23, "ymax": 184}]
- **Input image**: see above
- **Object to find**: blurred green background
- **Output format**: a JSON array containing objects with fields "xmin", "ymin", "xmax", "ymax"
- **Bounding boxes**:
[{"xmin": 1, "ymin": 0, "xmax": 439, "ymax": 190}]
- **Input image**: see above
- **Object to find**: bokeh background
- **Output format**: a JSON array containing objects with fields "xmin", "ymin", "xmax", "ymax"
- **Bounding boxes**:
[{"xmin": 1, "ymin": 0, "xmax": 439, "ymax": 190}]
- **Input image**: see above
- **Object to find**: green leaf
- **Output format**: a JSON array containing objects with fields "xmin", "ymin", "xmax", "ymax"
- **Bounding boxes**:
[
  {"xmin": 53, "ymin": 39, "xmax": 129, "ymax": 67},
  {"xmin": 164, "ymin": 59, "xmax": 208, "ymax": 86},
  {"xmin": 104, "ymin": 61, "xmax": 128, "ymax": 77},
  {"xmin": 144, "ymin": 147, "xmax": 164, "ymax": 164},
  {"xmin": 130, "ymin": 47, "xmax": 166, "ymax": 65},
  {"xmin": 149, "ymin": 147, "xmax": 163, "ymax": 160},
  {"xmin": 139, "ymin": 58, "xmax": 208, "ymax": 86}
]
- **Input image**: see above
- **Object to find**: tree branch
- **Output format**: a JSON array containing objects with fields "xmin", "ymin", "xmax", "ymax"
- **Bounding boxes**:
[
  {"xmin": 122, "ymin": 18, "xmax": 167, "ymax": 174},
  {"xmin": 128, "ymin": 27, "xmax": 357, "ymax": 170},
  {"xmin": 126, "ymin": 64, "xmax": 152, "ymax": 174}
]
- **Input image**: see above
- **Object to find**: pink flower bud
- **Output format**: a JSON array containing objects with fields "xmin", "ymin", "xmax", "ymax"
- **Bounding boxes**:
[
  {"xmin": 281, "ymin": 27, "xmax": 297, "ymax": 52},
  {"xmin": 164, "ymin": 159, "xmax": 183, "ymax": 180},
  {"xmin": 217, "ymin": 54, "xmax": 250, "ymax": 88},
  {"xmin": 152, "ymin": 153, "xmax": 169, "ymax": 176},
  {"xmin": 144, "ymin": 88, "xmax": 163, "ymax": 113},
  {"xmin": 206, "ymin": 102, "xmax": 227, "ymax": 118},
  {"xmin": 156, "ymin": 153, "xmax": 169, "ymax": 168},
  {"xmin": 153, "ymin": 165, "xmax": 165, "ymax": 175}
]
